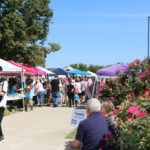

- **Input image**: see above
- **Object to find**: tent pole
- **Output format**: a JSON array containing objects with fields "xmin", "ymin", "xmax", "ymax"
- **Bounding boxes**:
[{"xmin": 21, "ymin": 71, "xmax": 25, "ymax": 111}]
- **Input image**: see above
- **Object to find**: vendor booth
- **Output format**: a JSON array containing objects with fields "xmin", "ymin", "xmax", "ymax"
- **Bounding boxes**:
[
  {"xmin": 23, "ymin": 64, "xmax": 46, "ymax": 76},
  {"xmin": 8, "ymin": 61, "xmax": 35, "ymax": 75},
  {"xmin": 87, "ymin": 71, "xmax": 97, "ymax": 77},
  {"xmin": 36, "ymin": 66, "xmax": 55, "ymax": 75},
  {"xmin": 96, "ymin": 64, "xmax": 128, "ymax": 83},
  {"xmin": 0, "ymin": 59, "xmax": 26, "ymax": 107},
  {"xmin": 69, "ymin": 69, "xmax": 91, "ymax": 76},
  {"xmin": 53, "ymin": 68, "xmax": 68, "ymax": 76},
  {"xmin": 0, "ymin": 59, "xmax": 22, "ymax": 75},
  {"xmin": 96, "ymin": 64, "xmax": 128, "ymax": 76}
]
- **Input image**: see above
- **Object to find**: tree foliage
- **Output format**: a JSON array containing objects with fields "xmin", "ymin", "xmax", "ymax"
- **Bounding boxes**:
[
  {"xmin": 70, "ymin": 63, "xmax": 104, "ymax": 73},
  {"xmin": 0, "ymin": 0, "xmax": 61, "ymax": 66}
]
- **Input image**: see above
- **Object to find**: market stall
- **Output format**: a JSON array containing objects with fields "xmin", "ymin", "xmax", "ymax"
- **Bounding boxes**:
[
  {"xmin": 36, "ymin": 66, "xmax": 54, "ymax": 75},
  {"xmin": 96, "ymin": 64, "xmax": 128, "ymax": 76},
  {"xmin": 23, "ymin": 64, "xmax": 46, "ymax": 76},
  {"xmin": 69, "ymin": 69, "xmax": 91, "ymax": 76},
  {"xmin": 8, "ymin": 61, "xmax": 35, "ymax": 75},
  {"xmin": 0, "ymin": 59, "xmax": 26, "ymax": 107},
  {"xmin": 53, "ymin": 68, "xmax": 68, "ymax": 76},
  {"xmin": 87, "ymin": 71, "xmax": 97, "ymax": 77}
]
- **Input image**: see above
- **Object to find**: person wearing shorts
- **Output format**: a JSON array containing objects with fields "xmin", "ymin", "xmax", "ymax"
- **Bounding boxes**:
[{"xmin": 25, "ymin": 80, "xmax": 34, "ymax": 111}]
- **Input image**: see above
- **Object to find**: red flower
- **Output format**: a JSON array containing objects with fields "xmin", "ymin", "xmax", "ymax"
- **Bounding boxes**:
[
  {"xmin": 102, "ymin": 114, "xmax": 109, "ymax": 118},
  {"xmin": 126, "ymin": 106, "xmax": 139, "ymax": 114},
  {"xmin": 104, "ymin": 137, "xmax": 109, "ymax": 141},
  {"xmin": 97, "ymin": 86, "xmax": 103, "ymax": 92},
  {"xmin": 126, "ymin": 115, "xmax": 134, "ymax": 120},
  {"xmin": 143, "ymin": 90, "xmax": 150, "ymax": 94},
  {"xmin": 139, "ymin": 74, "xmax": 145, "ymax": 79},
  {"xmin": 129, "ymin": 91, "xmax": 134, "ymax": 96},
  {"xmin": 137, "ymin": 111, "xmax": 147, "ymax": 118},
  {"xmin": 113, "ymin": 110, "xmax": 118, "ymax": 115},
  {"xmin": 108, "ymin": 88, "xmax": 112, "ymax": 92},
  {"xmin": 107, "ymin": 131, "xmax": 112, "ymax": 135},
  {"xmin": 142, "ymin": 60, "xmax": 146, "ymax": 63},
  {"xmin": 110, "ymin": 97, "xmax": 115, "ymax": 101}
]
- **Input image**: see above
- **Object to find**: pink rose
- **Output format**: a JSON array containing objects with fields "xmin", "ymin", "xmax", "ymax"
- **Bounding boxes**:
[
  {"xmin": 142, "ymin": 60, "xmax": 146, "ymax": 63},
  {"xmin": 126, "ymin": 106, "xmax": 139, "ymax": 114},
  {"xmin": 116, "ymin": 105, "xmax": 120, "ymax": 108},
  {"xmin": 113, "ymin": 110, "xmax": 118, "ymax": 115},
  {"xmin": 110, "ymin": 97, "xmax": 115, "ymax": 101},
  {"xmin": 137, "ymin": 111, "xmax": 147, "ymax": 118},
  {"xmin": 129, "ymin": 91, "xmax": 134, "ymax": 96},
  {"xmin": 107, "ymin": 131, "xmax": 112, "ymax": 135},
  {"xmin": 108, "ymin": 89, "xmax": 112, "ymax": 92},
  {"xmin": 139, "ymin": 74, "xmax": 145, "ymax": 79},
  {"xmin": 102, "ymin": 114, "xmax": 109, "ymax": 118},
  {"xmin": 104, "ymin": 137, "xmax": 109, "ymax": 141},
  {"xmin": 97, "ymin": 86, "xmax": 103, "ymax": 92},
  {"xmin": 126, "ymin": 115, "xmax": 134, "ymax": 120}
]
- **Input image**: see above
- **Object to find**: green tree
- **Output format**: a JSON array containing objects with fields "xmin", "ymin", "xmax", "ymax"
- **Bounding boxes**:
[
  {"xmin": 70, "ymin": 63, "xmax": 104, "ymax": 73},
  {"xmin": 0, "ymin": 0, "xmax": 60, "ymax": 66}
]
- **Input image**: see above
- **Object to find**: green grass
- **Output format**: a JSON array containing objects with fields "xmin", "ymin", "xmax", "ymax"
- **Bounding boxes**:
[{"xmin": 66, "ymin": 128, "xmax": 77, "ymax": 139}]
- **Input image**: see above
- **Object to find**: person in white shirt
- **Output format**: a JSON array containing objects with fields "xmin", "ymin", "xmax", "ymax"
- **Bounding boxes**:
[
  {"xmin": 81, "ymin": 78, "xmax": 87, "ymax": 102},
  {"xmin": 36, "ymin": 80, "xmax": 45, "ymax": 106},
  {"xmin": 0, "ymin": 78, "xmax": 8, "ymax": 142}
]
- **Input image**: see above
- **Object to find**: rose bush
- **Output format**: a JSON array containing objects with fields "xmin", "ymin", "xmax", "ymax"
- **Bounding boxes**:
[{"xmin": 97, "ymin": 60, "xmax": 150, "ymax": 150}]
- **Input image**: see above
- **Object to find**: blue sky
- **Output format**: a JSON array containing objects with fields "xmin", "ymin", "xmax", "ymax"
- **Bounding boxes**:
[{"xmin": 45, "ymin": 0, "xmax": 150, "ymax": 68}]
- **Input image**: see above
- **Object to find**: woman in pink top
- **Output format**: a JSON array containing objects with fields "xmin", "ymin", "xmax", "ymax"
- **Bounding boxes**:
[
  {"xmin": 36, "ymin": 80, "xmax": 45, "ymax": 106},
  {"xmin": 74, "ymin": 79, "xmax": 81, "ymax": 107}
]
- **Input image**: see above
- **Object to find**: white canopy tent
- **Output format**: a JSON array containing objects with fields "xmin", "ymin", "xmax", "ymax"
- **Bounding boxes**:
[
  {"xmin": 0, "ymin": 59, "xmax": 25, "ymax": 107},
  {"xmin": 87, "ymin": 71, "xmax": 97, "ymax": 77},
  {"xmin": 0, "ymin": 59, "xmax": 22, "ymax": 75},
  {"xmin": 36, "ymin": 66, "xmax": 55, "ymax": 75}
]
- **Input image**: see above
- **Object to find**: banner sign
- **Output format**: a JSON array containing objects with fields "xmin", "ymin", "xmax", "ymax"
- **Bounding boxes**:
[{"xmin": 71, "ymin": 109, "xmax": 87, "ymax": 127}]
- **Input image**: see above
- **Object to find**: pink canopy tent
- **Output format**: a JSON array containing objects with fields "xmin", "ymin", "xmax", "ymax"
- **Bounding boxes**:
[
  {"xmin": 23, "ymin": 64, "xmax": 46, "ymax": 76},
  {"xmin": 8, "ymin": 61, "xmax": 35, "ymax": 75}
]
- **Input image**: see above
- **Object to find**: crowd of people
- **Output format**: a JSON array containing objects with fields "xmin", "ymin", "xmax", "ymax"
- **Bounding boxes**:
[
  {"xmin": 1, "ymin": 75, "xmax": 114, "ymax": 150},
  {"xmin": 24, "ymin": 75, "xmax": 99, "ymax": 111}
]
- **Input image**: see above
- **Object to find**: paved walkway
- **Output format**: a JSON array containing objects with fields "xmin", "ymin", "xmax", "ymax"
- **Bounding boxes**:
[{"xmin": 1, "ymin": 107, "xmax": 75, "ymax": 150}]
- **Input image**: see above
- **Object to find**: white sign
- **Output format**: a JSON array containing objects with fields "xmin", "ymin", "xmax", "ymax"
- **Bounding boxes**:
[{"xmin": 71, "ymin": 109, "xmax": 87, "ymax": 127}]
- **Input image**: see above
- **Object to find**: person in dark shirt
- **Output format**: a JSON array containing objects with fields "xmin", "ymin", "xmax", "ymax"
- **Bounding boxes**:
[
  {"xmin": 72, "ymin": 98, "xmax": 108, "ymax": 150},
  {"xmin": 67, "ymin": 80, "xmax": 75, "ymax": 107},
  {"xmin": 51, "ymin": 76, "xmax": 60, "ymax": 107}
]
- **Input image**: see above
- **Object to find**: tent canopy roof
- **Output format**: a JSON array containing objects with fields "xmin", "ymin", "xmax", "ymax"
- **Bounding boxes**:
[
  {"xmin": 69, "ymin": 69, "xmax": 91, "ymax": 75},
  {"xmin": 36, "ymin": 66, "xmax": 55, "ymax": 75},
  {"xmin": 8, "ymin": 61, "xmax": 35, "ymax": 75},
  {"xmin": 53, "ymin": 68, "xmax": 68, "ymax": 75},
  {"xmin": 0, "ymin": 59, "xmax": 22, "ymax": 75},
  {"xmin": 96, "ymin": 64, "xmax": 128, "ymax": 76},
  {"xmin": 23, "ymin": 64, "xmax": 46, "ymax": 76},
  {"xmin": 87, "ymin": 71, "xmax": 97, "ymax": 76}
]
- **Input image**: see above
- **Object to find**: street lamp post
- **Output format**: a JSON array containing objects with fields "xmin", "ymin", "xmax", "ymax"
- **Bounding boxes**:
[{"xmin": 148, "ymin": 16, "xmax": 150, "ymax": 63}]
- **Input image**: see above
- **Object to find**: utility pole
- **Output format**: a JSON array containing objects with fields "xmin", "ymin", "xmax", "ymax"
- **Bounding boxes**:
[{"xmin": 148, "ymin": 16, "xmax": 150, "ymax": 63}]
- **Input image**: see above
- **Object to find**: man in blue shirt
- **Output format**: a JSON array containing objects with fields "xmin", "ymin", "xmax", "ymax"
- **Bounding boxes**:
[{"xmin": 72, "ymin": 98, "xmax": 108, "ymax": 150}]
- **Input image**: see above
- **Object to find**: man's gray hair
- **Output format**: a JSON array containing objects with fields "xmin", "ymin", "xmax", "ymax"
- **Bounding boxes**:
[{"xmin": 87, "ymin": 98, "xmax": 101, "ymax": 112}]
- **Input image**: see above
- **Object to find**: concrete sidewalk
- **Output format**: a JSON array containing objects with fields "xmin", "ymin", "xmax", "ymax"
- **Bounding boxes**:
[{"xmin": 0, "ymin": 107, "xmax": 75, "ymax": 150}]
